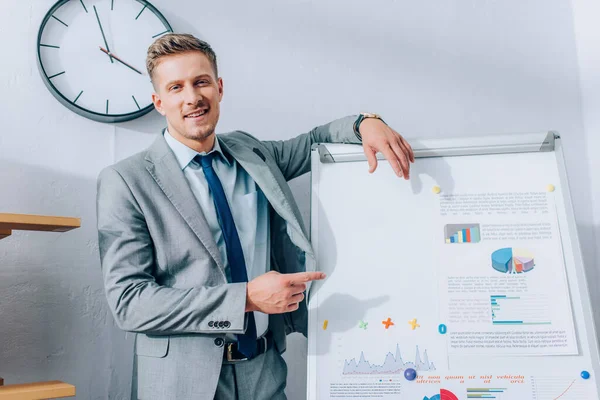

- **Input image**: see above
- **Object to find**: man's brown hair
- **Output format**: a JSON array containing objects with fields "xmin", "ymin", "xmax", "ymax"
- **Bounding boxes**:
[{"xmin": 146, "ymin": 33, "xmax": 218, "ymax": 86}]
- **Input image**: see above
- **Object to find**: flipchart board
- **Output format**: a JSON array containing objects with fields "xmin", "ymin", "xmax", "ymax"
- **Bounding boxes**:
[{"xmin": 306, "ymin": 132, "xmax": 600, "ymax": 400}]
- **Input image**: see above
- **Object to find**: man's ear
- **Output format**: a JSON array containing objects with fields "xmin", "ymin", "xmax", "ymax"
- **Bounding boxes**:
[
  {"xmin": 218, "ymin": 77, "xmax": 224, "ymax": 101},
  {"xmin": 152, "ymin": 92, "xmax": 166, "ymax": 115}
]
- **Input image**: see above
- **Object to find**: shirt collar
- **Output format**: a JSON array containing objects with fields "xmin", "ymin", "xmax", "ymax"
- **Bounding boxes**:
[{"xmin": 164, "ymin": 128, "xmax": 232, "ymax": 170}]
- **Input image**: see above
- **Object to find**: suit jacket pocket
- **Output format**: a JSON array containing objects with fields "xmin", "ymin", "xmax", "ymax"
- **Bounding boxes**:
[{"xmin": 135, "ymin": 334, "xmax": 169, "ymax": 358}]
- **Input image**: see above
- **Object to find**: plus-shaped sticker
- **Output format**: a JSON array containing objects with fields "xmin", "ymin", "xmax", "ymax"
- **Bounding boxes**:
[
  {"xmin": 382, "ymin": 318, "xmax": 394, "ymax": 329},
  {"xmin": 408, "ymin": 318, "xmax": 420, "ymax": 330}
]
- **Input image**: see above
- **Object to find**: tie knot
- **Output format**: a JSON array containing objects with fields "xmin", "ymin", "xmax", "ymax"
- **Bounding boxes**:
[{"xmin": 196, "ymin": 152, "xmax": 215, "ymax": 169}]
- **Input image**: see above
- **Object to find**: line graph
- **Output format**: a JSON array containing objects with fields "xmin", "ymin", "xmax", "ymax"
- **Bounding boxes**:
[
  {"xmin": 531, "ymin": 377, "xmax": 590, "ymax": 400},
  {"xmin": 343, "ymin": 344, "xmax": 436, "ymax": 375}
]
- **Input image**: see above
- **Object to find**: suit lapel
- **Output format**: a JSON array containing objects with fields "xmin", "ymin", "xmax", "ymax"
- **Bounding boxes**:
[
  {"xmin": 144, "ymin": 135, "xmax": 226, "ymax": 273},
  {"xmin": 219, "ymin": 139, "xmax": 313, "ymax": 256}
]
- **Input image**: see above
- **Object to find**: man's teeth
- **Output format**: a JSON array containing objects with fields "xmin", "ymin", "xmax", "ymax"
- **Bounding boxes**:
[{"xmin": 186, "ymin": 110, "xmax": 206, "ymax": 118}]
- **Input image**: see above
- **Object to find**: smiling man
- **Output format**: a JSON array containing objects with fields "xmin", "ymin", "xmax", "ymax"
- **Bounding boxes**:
[{"xmin": 96, "ymin": 33, "xmax": 414, "ymax": 400}]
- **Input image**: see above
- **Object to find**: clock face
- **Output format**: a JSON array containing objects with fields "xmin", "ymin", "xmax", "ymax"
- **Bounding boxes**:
[{"xmin": 37, "ymin": 0, "xmax": 172, "ymax": 123}]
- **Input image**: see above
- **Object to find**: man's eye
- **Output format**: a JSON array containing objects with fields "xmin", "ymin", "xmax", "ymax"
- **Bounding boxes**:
[
  {"xmin": 196, "ymin": 80, "xmax": 208, "ymax": 85},
  {"xmin": 170, "ymin": 85, "xmax": 180, "ymax": 91}
]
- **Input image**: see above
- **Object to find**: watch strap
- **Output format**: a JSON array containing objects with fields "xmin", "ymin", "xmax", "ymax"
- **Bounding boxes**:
[{"xmin": 353, "ymin": 113, "xmax": 386, "ymax": 141}]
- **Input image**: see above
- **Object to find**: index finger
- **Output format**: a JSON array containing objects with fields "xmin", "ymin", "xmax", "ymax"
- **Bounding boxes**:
[{"xmin": 286, "ymin": 271, "xmax": 327, "ymax": 285}]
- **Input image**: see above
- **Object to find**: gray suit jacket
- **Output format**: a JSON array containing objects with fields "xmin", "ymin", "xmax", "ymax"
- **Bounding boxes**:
[{"xmin": 96, "ymin": 116, "xmax": 359, "ymax": 399}]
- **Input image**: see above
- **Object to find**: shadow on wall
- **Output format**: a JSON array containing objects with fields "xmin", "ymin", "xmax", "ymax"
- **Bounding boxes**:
[
  {"xmin": 115, "ymin": 108, "xmax": 164, "ymax": 135},
  {"xmin": 0, "ymin": 160, "xmax": 133, "ymax": 399}
]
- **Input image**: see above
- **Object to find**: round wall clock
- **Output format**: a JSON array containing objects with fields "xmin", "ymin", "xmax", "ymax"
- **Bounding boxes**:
[{"xmin": 37, "ymin": 0, "xmax": 172, "ymax": 123}]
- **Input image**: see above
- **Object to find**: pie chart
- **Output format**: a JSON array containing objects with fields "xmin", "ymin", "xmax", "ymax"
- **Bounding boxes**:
[
  {"xmin": 491, "ymin": 248, "xmax": 535, "ymax": 274},
  {"xmin": 440, "ymin": 389, "xmax": 459, "ymax": 400}
]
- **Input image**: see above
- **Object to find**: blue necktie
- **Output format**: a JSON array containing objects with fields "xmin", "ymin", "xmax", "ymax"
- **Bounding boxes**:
[{"xmin": 197, "ymin": 152, "xmax": 258, "ymax": 358}]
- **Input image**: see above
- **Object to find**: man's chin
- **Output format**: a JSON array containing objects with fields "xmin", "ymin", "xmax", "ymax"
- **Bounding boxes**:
[{"xmin": 186, "ymin": 128, "xmax": 214, "ymax": 142}]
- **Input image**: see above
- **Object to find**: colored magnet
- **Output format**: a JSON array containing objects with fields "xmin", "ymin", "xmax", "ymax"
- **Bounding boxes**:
[
  {"xmin": 323, "ymin": 320, "xmax": 328, "ymax": 330},
  {"xmin": 582, "ymin": 370, "xmax": 591, "ymax": 379},
  {"xmin": 382, "ymin": 318, "xmax": 394, "ymax": 329},
  {"xmin": 547, "ymin": 184, "xmax": 555, "ymax": 192},
  {"xmin": 408, "ymin": 318, "xmax": 420, "ymax": 330},
  {"xmin": 438, "ymin": 324, "xmax": 447, "ymax": 334},
  {"xmin": 432, "ymin": 186, "xmax": 441, "ymax": 194},
  {"xmin": 404, "ymin": 367, "xmax": 417, "ymax": 381},
  {"xmin": 359, "ymin": 320, "xmax": 368, "ymax": 330}
]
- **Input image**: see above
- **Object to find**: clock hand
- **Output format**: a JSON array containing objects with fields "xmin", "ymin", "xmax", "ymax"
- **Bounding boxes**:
[
  {"xmin": 99, "ymin": 46, "xmax": 143, "ymax": 75},
  {"xmin": 93, "ymin": 5, "xmax": 113, "ymax": 63}
]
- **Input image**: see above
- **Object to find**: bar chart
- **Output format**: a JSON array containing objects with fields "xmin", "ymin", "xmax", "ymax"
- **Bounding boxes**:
[
  {"xmin": 467, "ymin": 387, "xmax": 508, "ymax": 399},
  {"xmin": 444, "ymin": 223, "xmax": 481, "ymax": 244},
  {"xmin": 491, "ymin": 295, "xmax": 551, "ymax": 325}
]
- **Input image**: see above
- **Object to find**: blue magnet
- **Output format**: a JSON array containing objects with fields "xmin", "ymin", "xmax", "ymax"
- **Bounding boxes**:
[
  {"xmin": 581, "ymin": 370, "xmax": 591, "ymax": 380},
  {"xmin": 404, "ymin": 368, "xmax": 417, "ymax": 381},
  {"xmin": 438, "ymin": 324, "xmax": 447, "ymax": 334}
]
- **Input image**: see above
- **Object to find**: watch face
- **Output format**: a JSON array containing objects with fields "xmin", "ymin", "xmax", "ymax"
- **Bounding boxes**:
[{"xmin": 37, "ymin": 0, "xmax": 172, "ymax": 123}]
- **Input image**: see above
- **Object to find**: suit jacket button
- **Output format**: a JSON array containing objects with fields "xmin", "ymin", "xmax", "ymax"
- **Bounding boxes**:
[
  {"xmin": 218, "ymin": 321, "xmax": 225, "ymax": 328},
  {"xmin": 224, "ymin": 321, "xmax": 231, "ymax": 328},
  {"xmin": 214, "ymin": 338, "xmax": 224, "ymax": 347},
  {"xmin": 208, "ymin": 321, "xmax": 214, "ymax": 328}
]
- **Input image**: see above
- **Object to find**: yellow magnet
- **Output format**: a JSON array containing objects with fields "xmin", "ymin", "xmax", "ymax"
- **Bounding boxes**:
[
  {"xmin": 323, "ymin": 320, "xmax": 328, "ymax": 330},
  {"xmin": 432, "ymin": 186, "xmax": 441, "ymax": 194},
  {"xmin": 547, "ymin": 184, "xmax": 555, "ymax": 192}
]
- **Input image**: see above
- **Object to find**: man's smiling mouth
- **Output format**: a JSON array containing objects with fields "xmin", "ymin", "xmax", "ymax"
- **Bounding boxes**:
[{"xmin": 184, "ymin": 108, "xmax": 208, "ymax": 118}]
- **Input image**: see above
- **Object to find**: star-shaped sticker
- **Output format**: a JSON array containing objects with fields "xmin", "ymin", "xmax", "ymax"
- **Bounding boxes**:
[
  {"xmin": 359, "ymin": 320, "xmax": 368, "ymax": 330},
  {"xmin": 408, "ymin": 318, "xmax": 420, "ymax": 330}
]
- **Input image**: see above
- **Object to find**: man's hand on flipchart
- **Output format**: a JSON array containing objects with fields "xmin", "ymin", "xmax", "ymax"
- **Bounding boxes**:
[
  {"xmin": 245, "ymin": 271, "xmax": 326, "ymax": 314},
  {"xmin": 359, "ymin": 118, "xmax": 415, "ymax": 180}
]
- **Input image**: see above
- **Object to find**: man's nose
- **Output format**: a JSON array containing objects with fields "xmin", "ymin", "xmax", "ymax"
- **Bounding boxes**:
[{"xmin": 183, "ymin": 85, "xmax": 202, "ymax": 105}]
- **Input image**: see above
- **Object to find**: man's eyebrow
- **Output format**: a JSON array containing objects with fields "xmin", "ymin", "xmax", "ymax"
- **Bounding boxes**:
[
  {"xmin": 164, "ymin": 79, "xmax": 181, "ymax": 88},
  {"xmin": 165, "ymin": 74, "xmax": 213, "ymax": 88}
]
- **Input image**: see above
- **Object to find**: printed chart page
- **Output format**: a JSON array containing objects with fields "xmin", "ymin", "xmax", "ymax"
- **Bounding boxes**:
[{"xmin": 308, "ymin": 150, "xmax": 599, "ymax": 399}]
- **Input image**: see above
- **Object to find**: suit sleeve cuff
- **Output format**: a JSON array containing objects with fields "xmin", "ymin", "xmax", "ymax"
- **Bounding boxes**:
[{"xmin": 204, "ymin": 282, "xmax": 247, "ymax": 334}]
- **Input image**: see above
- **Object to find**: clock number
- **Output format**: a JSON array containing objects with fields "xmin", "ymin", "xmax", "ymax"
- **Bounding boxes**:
[
  {"xmin": 40, "ymin": 44, "xmax": 60, "ymax": 49},
  {"xmin": 111, "ymin": 0, "xmax": 115, "ymax": 11},
  {"xmin": 106, "ymin": 100, "xmax": 109, "ymax": 114}
]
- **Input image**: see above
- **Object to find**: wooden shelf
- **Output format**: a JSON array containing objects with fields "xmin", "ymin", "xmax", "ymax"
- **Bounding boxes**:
[
  {"xmin": 0, "ymin": 212, "xmax": 79, "ymax": 397},
  {"xmin": 0, "ymin": 213, "xmax": 81, "ymax": 241},
  {"xmin": 0, "ymin": 214, "xmax": 79, "ymax": 396},
  {"xmin": 0, "ymin": 381, "xmax": 75, "ymax": 399}
]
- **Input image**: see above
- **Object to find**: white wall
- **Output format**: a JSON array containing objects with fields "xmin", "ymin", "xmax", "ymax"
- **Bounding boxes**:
[
  {"xmin": 0, "ymin": 1, "xmax": 596, "ymax": 399},
  {"xmin": 572, "ymin": 0, "xmax": 600, "ymax": 331}
]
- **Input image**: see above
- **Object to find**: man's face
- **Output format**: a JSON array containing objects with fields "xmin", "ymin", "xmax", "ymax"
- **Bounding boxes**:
[{"xmin": 151, "ymin": 51, "xmax": 223, "ymax": 147}]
